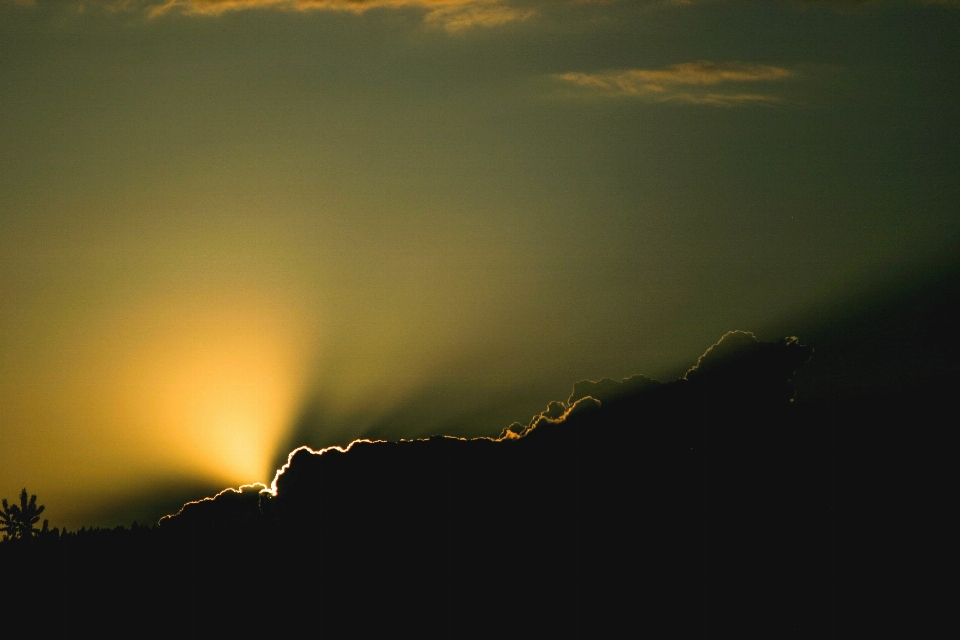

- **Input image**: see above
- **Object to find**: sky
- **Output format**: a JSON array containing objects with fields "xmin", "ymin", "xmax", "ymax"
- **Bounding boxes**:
[{"xmin": 2, "ymin": 0, "xmax": 959, "ymax": 529}]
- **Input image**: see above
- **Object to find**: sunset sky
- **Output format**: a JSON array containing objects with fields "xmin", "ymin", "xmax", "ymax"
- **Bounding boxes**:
[{"xmin": 2, "ymin": 0, "xmax": 958, "ymax": 528}]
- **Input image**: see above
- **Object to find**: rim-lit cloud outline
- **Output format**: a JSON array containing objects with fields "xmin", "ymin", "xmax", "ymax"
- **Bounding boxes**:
[{"xmin": 554, "ymin": 61, "xmax": 795, "ymax": 107}]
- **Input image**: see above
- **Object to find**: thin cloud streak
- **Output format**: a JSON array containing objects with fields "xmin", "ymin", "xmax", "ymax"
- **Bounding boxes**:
[
  {"xmin": 145, "ymin": 0, "xmax": 536, "ymax": 31},
  {"xmin": 555, "ymin": 61, "xmax": 794, "ymax": 106},
  {"xmin": 664, "ymin": 92, "xmax": 786, "ymax": 107},
  {"xmin": 9, "ymin": 0, "xmax": 958, "ymax": 23},
  {"xmin": 655, "ymin": 0, "xmax": 960, "ymax": 6},
  {"xmin": 423, "ymin": 1, "xmax": 535, "ymax": 31},
  {"xmin": 146, "ymin": 0, "xmax": 476, "ymax": 16}
]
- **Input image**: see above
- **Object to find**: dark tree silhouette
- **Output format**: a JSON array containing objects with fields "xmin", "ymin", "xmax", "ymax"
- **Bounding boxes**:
[{"xmin": 0, "ymin": 488, "xmax": 47, "ymax": 540}]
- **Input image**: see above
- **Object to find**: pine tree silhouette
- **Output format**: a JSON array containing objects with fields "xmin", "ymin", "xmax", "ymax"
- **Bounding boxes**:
[{"xmin": 0, "ymin": 488, "xmax": 47, "ymax": 540}]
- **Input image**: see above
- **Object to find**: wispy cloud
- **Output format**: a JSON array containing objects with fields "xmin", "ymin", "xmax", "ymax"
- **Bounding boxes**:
[
  {"xmin": 656, "ymin": 0, "xmax": 960, "ymax": 6},
  {"xmin": 143, "ymin": 0, "xmax": 536, "ymax": 31},
  {"xmin": 554, "ymin": 61, "xmax": 794, "ymax": 106},
  {"xmin": 423, "ymin": 1, "xmax": 535, "ymax": 32},
  {"xmin": 800, "ymin": 0, "xmax": 960, "ymax": 6},
  {"xmin": 8, "ymin": 0, "xmax": 959, "ymax": 22}
]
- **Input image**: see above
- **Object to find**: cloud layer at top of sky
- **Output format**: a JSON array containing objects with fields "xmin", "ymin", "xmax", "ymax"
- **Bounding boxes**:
[
  {"xmin": 147, "ymin": 0, "xmax": 528, "ymax": 29},
  {"xmin": 36, "ymin": 0, "xmax": 543, "ymax": 32},
  {"xmin": 8, "ymin": 0, "xmax": 959, "ymax": 29},
  {"xmin": 134, "ymin": 0, "xmax": 960, "ymax": 19}
]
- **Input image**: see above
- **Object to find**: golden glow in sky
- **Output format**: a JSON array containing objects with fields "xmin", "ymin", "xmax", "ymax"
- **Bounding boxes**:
[
  {"xmin": 2, "ymin": 0, "xmax": 959, "ymax": 528},
  {"xmin": 131, "ymin": 309, "xmax": 307, "ymax": 484},
  {"xmin": 0, "ymin": 276, "xmax": 316, "ymax": 526}
]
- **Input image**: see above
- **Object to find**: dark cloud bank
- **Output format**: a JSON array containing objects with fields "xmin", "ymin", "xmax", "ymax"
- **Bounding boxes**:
[{"xmin": 3, "ymin": 328, "xmax": 958, "ymax": 636}]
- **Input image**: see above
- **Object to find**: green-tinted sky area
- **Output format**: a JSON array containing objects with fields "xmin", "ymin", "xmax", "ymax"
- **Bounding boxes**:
[{"xmin": 1, "ymin": 0, "xmax": 959, "ymax": 528}]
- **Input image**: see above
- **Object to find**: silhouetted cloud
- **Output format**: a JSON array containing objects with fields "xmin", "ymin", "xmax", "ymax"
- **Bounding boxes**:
[
  {"xmin": 162, "ymin": 331, "xmax": 812, "ymax": 530},
  {"xmin": 160, "ymin": 482, "xmax": 268, "ymax": 528},
  {"xmin": 555, "ymin": 61, "xmax": 794, "ymax": 106}
]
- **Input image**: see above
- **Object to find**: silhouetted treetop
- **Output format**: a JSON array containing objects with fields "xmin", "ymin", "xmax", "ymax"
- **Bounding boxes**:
[{"xmin": 0, "ymin": 489, "xmax": 48, "ymax": 540}]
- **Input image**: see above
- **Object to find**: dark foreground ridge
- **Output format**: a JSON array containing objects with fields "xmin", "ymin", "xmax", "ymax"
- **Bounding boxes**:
[{"xmin": 2, "ymin": 331, "xmax": 954, "ymax": 637}]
